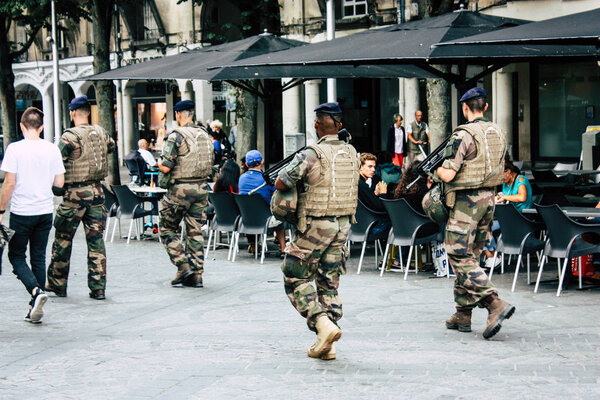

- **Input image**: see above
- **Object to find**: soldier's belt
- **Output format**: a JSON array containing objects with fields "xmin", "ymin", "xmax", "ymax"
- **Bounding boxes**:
[{"xmin": 65, "ymin": 180, "xmax": 99, "ymax": 189}]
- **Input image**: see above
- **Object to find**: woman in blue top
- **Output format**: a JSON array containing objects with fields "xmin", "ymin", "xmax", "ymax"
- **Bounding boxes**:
[
  {"xmin": 483, "ymin": 162, "xmax": 533, "ymax": 269},
  {"xmin": 497, "ymin": 163, "xmax": 532, "ymax": 212}
]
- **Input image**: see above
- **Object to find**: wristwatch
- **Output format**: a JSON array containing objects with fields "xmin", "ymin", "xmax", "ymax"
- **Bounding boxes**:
[{"xmin": 0, "ymin": 210, "xmax": 5, "ymax": 214}]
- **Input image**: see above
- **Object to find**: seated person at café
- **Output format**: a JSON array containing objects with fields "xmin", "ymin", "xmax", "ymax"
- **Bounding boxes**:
[
  {"xmin": 358, "ymin": 152, "xmax": 391, "ymax": 239},
  {"xmin": 137, "ymin": 139, "xmax": 157, "ymax": 169},
  {"xmin": 393, "ymin": 164, "xmax": 430, "ymax": 214},
  {"xmin": 214, "ymin": 159, "xmax": 240, "ymax": 194},
  {"xmin": 482, "ymin": 162, "xmax": 533, "ymax": 268},
  {"xmin": 238, "ymin": 150, "xmax": 286, "ymax": 256},
  {"xmin": 375, "ymin": 151, "xmax": 403, "ymax": 193}
]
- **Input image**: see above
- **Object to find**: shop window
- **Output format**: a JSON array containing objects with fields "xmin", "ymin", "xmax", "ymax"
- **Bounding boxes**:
[
  {"xmin": 537, "ymin": 62, "xmax": 600, "ymax": 159},
  {"xmin": 343, "ymin": 0, "xmax": 368, "ymax": 18}
]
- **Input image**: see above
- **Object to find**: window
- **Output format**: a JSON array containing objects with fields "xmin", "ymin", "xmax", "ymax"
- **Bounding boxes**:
[
  {"xmin": 343, "ymin": 0, "xmax": 368, "ymax": 18},
  {"xmin": 142, "ymin": 0, "xmax": 160, "ymax": 40}
]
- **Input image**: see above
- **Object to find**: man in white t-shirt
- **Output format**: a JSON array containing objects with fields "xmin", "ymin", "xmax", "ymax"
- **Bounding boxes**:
[
  {"xmin": 138, "ymin": 139, "xmax": 156, "ymax": 168},
  {"xmin": 0, "ymin": 107, "xmax": 65, "ymax": 324}
]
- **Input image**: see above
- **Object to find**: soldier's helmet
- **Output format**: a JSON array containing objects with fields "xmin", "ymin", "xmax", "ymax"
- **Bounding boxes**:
[{"xmin": 421, "ymin": 184, "xmax": 448, "ymax": 224}]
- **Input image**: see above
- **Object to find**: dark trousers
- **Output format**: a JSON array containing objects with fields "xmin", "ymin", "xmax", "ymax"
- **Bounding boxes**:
[{"xmin": 9, "ymin": 213, "xmax": 53, "ymax": 295}]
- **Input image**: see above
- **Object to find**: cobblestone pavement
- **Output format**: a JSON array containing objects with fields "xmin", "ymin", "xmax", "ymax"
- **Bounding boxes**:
[{"xmin": 0, "ymin": 221, "xmax": 598, "ymax": 399}]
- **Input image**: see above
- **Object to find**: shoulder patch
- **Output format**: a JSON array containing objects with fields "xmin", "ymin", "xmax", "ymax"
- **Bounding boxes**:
[{"xmin": 518, "ymin": 176, "xmax": 525, "ymax": 183}]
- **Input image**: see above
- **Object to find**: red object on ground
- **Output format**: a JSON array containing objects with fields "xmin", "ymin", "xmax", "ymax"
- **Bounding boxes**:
[{"xmin": 571, "ymin": 255, "xmax": 595, "ymax": 277}]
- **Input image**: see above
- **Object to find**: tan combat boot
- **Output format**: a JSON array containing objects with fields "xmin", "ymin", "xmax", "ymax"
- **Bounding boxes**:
[
  {"xmin": 480, "ymin": 294, "xmax": 516, "ymax": 339},
  {"xmin": 320, "ymin": 343, "xmax": 336, "ymax": 361},
  {"xmin": 445, "ymin": 307, "xmax": 472, "ymax": 332},
  {"xmin": 171, "ymin": 265, "xmax": 193, "ymax": 286},
  {"xmin": 307, "ymin": 315, "xmax": 342, "ymax": 359}
]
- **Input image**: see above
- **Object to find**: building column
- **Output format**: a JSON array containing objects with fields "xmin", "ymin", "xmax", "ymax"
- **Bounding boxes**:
[
  {"xmin": 282, "ymin": 78, "xmax": 302, "ymax": 156},
  {"xmin": 494, "ymin": 68, "xmax": 514, "ymax": 156},
  {"xmin": 257, "ymin": 96, "xmax": 265, "ymax": 156},
  {"xmin": 165, "ymin": 86, "xmax": 174, "ymax": 130},
  {"xmin": 192, "ymin": 80, "xmax": 213, "ymax": 124},
  {"xmin": 403, "ymin": 78, "xmax": 419, "ymax": 124},
  {"xmin": 304, "ymin": 79, "xmax": 321, "ymax": 145},
  {"xmin": 115, "ymin": 80, "xmax": 125, "ymax": 162},
  {"xmin": 177, "ymin": 79, "xmax": 194, "ymax": 101},
  {"xmin": 42, "ymin": 88, "xmax": 55, "ymax": 142},
  {"xmin": 122, "ymin": 86, "xmax": 136, "ymax": 156}
]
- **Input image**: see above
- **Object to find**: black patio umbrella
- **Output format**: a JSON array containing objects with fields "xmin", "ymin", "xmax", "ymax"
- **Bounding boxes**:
[
  {"xmin": 214, "ymin": 10, "xmax": 598, "ymax": 87},
  {"xmin": 212, "ymin": 11, "xmax": 527, "ymax": 84},
  {"xmin": 83, "ymin": 32, "xmax": 435, "ymax": 95},
  {"xmin": 434, "ymin": 8, "xmax": 600, "ymax": 46}
]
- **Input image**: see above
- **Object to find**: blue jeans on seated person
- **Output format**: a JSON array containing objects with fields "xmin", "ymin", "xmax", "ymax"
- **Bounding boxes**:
[
  {"xmin": 367, "ymin": 219, "xmax": 392, "ymax": 241},
  {"xmin": 484, "ymin": 220, "xmax": 501, "ymax": 252}
]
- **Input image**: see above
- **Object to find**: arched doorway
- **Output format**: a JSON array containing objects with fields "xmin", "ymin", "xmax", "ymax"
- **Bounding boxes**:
[{"xmin": 15, "ymin": 84, "xmax": 43, "ymax": 139}]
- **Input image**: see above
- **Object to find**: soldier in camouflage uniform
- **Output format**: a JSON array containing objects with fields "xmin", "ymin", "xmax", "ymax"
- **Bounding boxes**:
[
  {"xmin": 46, "ymin": 96, "xmax": 115, "ymax": 300},
  {"xmin": 157, "ymin": 100, "xmax": 213, "ymax": 288},
  {"xmin": 435, "ymin": 87, "xmax": 515, "ymax": 339},
  {"xmin": 275, "ymin": 102, "xmax": 359, "ymax": 360}
]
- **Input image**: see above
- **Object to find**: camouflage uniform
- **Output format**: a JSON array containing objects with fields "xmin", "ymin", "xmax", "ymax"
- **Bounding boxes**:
[
  {"xmin": 441, "ymin": 118, "xmax": 504, "ymax": 309},
  {"xmin": 278, "ymin": 138, "xmax": 357, "ymax": 332},
  {"xmin": 159, "ymin": 123, "xmax": 210, "ymax": 279},
  {"xmin": 47, "ymin": 126, "xmax": 115, "ymax": 293}
]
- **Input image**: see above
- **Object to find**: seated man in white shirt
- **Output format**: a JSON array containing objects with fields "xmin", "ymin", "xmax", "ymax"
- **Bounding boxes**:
[{"xmin": 137, "ymin": 139, "xmax": 156, "ymax": 168}]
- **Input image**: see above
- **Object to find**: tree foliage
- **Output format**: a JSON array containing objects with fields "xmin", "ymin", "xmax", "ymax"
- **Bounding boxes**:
[{"xmin": 0, "ymin": 0, "xmax": 87, "ymax": 147}]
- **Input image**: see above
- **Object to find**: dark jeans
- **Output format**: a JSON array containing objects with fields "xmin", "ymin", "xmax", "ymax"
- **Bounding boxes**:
[{"xmin": 9, "ymin": 213, "xmax": 53, "ymax": 295}]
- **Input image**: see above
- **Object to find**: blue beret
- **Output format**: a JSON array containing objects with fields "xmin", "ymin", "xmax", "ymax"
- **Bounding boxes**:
[
  {"xmin": 314, "ymin": 102, "xmax": 342, "ymax": 114},
  {"xmin": 459, "ymin": 87, "xmax": 487, "ymax": 103},
  {"xmin": 245, "ymin": 150, "xmax": 263, "ymax": 167},
  {"xmin": 69, "ymin": 95, "xmax": 89, "ymax": 111},
  {"xmin": 173, "ymin": 100, "xmax": 195, "ymax": 112}
]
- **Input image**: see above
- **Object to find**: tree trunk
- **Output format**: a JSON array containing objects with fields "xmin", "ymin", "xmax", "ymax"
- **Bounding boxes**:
[
  {"xmin": 0, "ymin": 28, "xmax": 18, "ymax": 150},
  {"xmin": 234, "ymin": 85, "xmax": 258, "ymax": 162},
  {"xmin": 426, "ymin": 66, "xmax": 451, "ymax": 149},
  {"xmin": 91, "ymin": 0, "xmax": 120, "ymax": 185}
]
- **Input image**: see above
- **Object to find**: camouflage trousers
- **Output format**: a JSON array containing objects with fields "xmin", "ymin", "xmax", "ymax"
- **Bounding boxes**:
[
  {"xmin": 445, "ymin": 188, "xmax": 498, "ymax": 308},
  {"xmin": 281, "ymin": 216, "xmax": 350, "ymax": 332},
  {"xmin": 159, "ymin": 182, "xmax": 208, "ymax": 275},
  {"xmin": 47, "ymin": 183, "xmax": 107, "ymax": 292}
]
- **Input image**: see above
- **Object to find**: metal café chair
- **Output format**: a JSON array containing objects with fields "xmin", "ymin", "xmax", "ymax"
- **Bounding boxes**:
[
  {"xmin": 380, "ymin": 198, "xmax": 442, "ymax": 280},
  {"xmin": 534, "ymin": 204, "xmax": 600, "ymax": 296},
  {"xmin": 102, "ymin": 185, "xmax": 120, "ymax": 242},
  {"xmin": 347, "ymin": 199, "xmax": 389, "ymax": 275},
  {"xmin": 232, "ymin": 194, "xmax": 274, "ymax": 264},
  {"xmin": 207, "ymin": 192, "xmax": 240, "ymax": 261},
  {"xmin": 110, "ymin": 185, "xmax": 156, "ymax": 244},
  {"xmin": 491, "ymin": 204, "xmax": 545, "ymax": 291}
]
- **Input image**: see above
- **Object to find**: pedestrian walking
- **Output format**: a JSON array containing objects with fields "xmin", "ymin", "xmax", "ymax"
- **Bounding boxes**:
[
  {"xmin": 275, "ymin": 102, "xmax": 359, "ymax": 360},
  {"xmin": 157, "ymin": 100, "xmax": 214, "ymax": 288},
  {"xmin": 0, "ymin": 107, "xmax": 64, "ymax": 322},
  {"xmin": 46, "ymin": 96, "xmax": 115, "ymax": 300},
  {"xmin": 434, "ymin": 87, "xmax": 515, "ymax": 339},
  {"xmin": 405, "ymin": 110, "xmax": 430, "ymax": 168}
]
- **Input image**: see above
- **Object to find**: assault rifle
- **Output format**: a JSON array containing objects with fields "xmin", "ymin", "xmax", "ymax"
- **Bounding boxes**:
[
  {"xmin": 260, "ymin": 128, "xmax": 352, "ymax": 187},
  {"xmin": 406, "ymin": 135, "xmax": 452, "ymax": 190}
]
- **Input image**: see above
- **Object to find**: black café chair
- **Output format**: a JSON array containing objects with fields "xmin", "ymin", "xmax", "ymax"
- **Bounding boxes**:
[
  {"xmin": 207, "ymin": 192, "xmax": 241, "ymax": 261},
  {"xmin": 534, "ymin": 204, "xmax": 600, "ymax": 296},
  {"xmin": 233, "ymin": 194, "xmax": 274, "ymax": 264},
  {"xmin": 348, "ymin": 200, "xmax": 389, "ymax": 275},
  {"xmin": 491, "ymin": 204, "xmax": 546, "ymax": 291},
  {"xmin": 111, "ymin": 185, "xmax": 156, "ymax": 244},
  {"xmin": 380, "ymin": 198, "xmax": 442, "ymax": 280},
  {"xmin": 102, "ymin": 185, "xmax": 121, "ymax": 242}
]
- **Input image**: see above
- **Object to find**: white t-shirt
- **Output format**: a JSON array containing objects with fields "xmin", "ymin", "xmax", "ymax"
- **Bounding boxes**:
[
  {"xmin": 1, "ymin": 139, "xmax": 65, "ymax": 216},
  {"xmin": 138, "ymin": 148, "xmax": 156, "ymax": 167}
]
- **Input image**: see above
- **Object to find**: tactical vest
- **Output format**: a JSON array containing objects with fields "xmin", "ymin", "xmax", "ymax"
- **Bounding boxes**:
[
  {"xmin": 64, "ymin": 125, "xmax": 110, "ymax": 184},
  {"xmin": 170, "ymin": 126, "xmax": 214, "ymax": 181},
  {"xmin": 446, "ymin": 120, "xmax": 506, "ymax": 194},
  {"xmin": 297, "ymin": 136, "xmax": 359, "ymax": 224},
  {"xmin": 408, "ymin": 121, "xmax": 428, "ymax": 154}
]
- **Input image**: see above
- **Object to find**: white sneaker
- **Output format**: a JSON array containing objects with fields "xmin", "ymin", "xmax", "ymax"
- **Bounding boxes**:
[{"xmin": 485, "ymin": 257, "xmax": 501, "ymax": 270}]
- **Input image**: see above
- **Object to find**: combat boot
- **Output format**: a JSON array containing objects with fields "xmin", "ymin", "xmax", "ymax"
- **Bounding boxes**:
[
  {"xmin": 480, "ymin": 294, "xmax": 516, "ymax": 339},
  {"xmin": 171, "ymin": 265, "xmax": 193, "ymax": 286},
  {"xmin": 320, "ymin": 343, "xmax": 336, "ymax": 361},
  {"xmin": 307, "ymin": 314, "xmax": 342, "ymax": 359},
  {"xmin": 183, "ymin": 272, "xmax": 203, "ymax": 288},
  {"xmin": 445, "ymin": 307, "xmax": 472, "ymax": 332}
]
